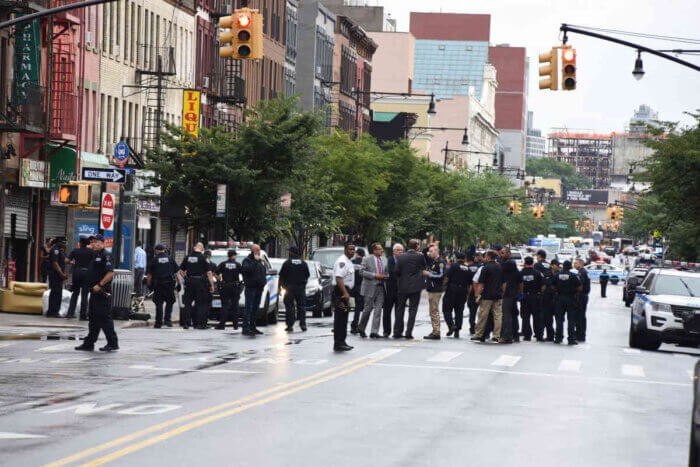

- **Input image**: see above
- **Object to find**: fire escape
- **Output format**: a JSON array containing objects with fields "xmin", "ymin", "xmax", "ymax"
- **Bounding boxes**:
[
  {"xmin": 49, "ymin": 0, "xmax": 79, "ymax": 143},
  {"xmin": 136, "ymin": 44, "xmax": 175, "ymax": 152}
]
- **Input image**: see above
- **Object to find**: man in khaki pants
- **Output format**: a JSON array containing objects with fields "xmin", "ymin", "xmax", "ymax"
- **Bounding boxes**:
[
  {"xmin": 471, "ymin": 251, "xmax": 505, "ymax": 343},
  {"xmin": 424, "ymin": 245, "xmax": 446, "ymax": 339}
]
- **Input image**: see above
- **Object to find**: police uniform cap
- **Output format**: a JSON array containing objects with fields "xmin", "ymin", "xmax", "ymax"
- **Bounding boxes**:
[
  {"xmin": 228, "ymin": 249, "xmax": 237, "ymax": 257},
  {"xmin": 524, "ymin": 256, "xmax": 534, "ymax": 265},
  {"xmin": 563, "ymin": 260, "xmax": 572, "ymax": 269},
  {"xmin": 537, "ymin": 249, "xmax": 547, "ymax": 259},
  {"xmin": 550, "ymin": 259, "xmax": 560, "ymax": 266},
  {"xmin": 155, "ymin": 244, "xmax": 166, "ymax": 251},
  {"xmin": 456, "ymin": 251, "xmax": 466, "ymax": 260},
  {"xmin": 288, "ymin": 246, "xmax": 300, "ymax": 254}
]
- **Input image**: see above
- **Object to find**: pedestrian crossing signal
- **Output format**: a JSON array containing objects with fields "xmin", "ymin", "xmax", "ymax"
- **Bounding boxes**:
[{"xmin": 58, "ymin": 183, "xmax": 92, "ymax": 206}]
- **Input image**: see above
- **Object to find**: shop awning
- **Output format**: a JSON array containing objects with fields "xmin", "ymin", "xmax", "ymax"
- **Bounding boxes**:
[
  {"xmin": 373, "ymin": 112, "xmax": 398, "ymax": 122},
  {"xmin": 80, "ymin": 151, "xmax": 110, "ymax": 167}
]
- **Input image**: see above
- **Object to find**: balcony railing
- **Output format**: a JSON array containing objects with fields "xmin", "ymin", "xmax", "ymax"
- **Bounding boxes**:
[{"xmin": 1, "ymin": 85, "xmax": 46, "ymax": 134}]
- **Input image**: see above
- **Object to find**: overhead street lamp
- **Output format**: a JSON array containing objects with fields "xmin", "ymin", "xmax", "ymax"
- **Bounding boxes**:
[{"xmin": 632, "ymin": 50, "xmax": 645, "ymax": 80}]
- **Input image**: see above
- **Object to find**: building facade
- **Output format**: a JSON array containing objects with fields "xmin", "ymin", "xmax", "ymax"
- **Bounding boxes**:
[
  {"xmin": 285, "ymin": 0, "xmax": 298, "ymax": 97},
  {"xmin": 548, "ymin": 132, "xmax": 612, "ymax": 189},
  {"xmin": 611, "ymin": 133, "xmax": 657, "ymax": 187},
  {"xmin": 321, "ymin": 0, "xmax": 395, "ymax": 32},
  {"xmin": 630, "ymin": 104, "xmax": 659, "ymax": 134},
  {"xmin": 526, "ymin": 110, "xmax": 546, "ymax": 159}
]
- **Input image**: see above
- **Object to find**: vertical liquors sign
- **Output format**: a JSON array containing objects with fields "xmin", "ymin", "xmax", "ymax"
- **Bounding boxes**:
[
  {"xmin": 13, "ymin": 16, "xmax": 41, "ymax": 104},
  {"xmin": 182, "ymin": 90, "xmax": 201, "ymax": 138}
]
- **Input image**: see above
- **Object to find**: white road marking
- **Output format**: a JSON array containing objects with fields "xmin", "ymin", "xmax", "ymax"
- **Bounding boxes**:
[
  {"xmin": 427, "ymin": 351, "xmax": 462, "ymax": 363},
  {"xmin": 688, "ymin": 370, "xmax": 695, "ymax": 380},
  {"xmin": 0, "ymin": 432, "xmax": 47, "ymax": 439},
  {"xmin": 558, "ymin": 360, "xmax": 582, "ymax": 372},
  {"xmin": 623, "ymin": 348, "xmax": 641, "ymax": 354},
  {"xmin": 129, "ymin": 364, "xmax": 260, "ymax": 374},
  {"xmin": 622, "ymin": 364, "xmax": 645, "ymax": 377},
  {"xmin": 491, "ymin": 355, "xmax": 521, "ymax": 367},
  {"xmin": 0, "ymin": 343, "xmax": 16, "ymax": 349},
  {"xmin": 370, "ymin": 363, "xmax": 690, "ymax": 387},
  {"xmin": 366, "ymin": 348, "xmax": 403, "ymax": 359},
  {"xmin": 35, "ymin": 344, "xmax": 73, "ymax": 352}
]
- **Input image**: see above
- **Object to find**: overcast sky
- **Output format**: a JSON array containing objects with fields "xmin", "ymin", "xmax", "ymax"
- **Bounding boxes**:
[{"xmin": 377, "ymin": 0, "xmax": 700, "ymax": 134}]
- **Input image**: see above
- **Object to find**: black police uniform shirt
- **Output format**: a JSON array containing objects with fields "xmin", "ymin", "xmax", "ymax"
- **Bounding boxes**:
[
  {"xmin": 69, "ymin": 246, "xmax": 94, "ymax": 269},
  {"xmin": 215, "ymin": 259, "xmax": 242, "ymax": 285},
  {"xmin": 445, "ymin": 261, "xmax": 472, "ymax": 291},
  {"xmin": 87, "ymin": 249, "xmax": 114, "ymax": 288},
  {"xmin": 553, "ymin": 269, "xmax": 581, "ymax": 296},
  {"xmin": 179, "ymin": 251, "xmax": 208, "ymax": 277},
  {"xmin": 49, "ymin": 247, "xmax": 66, "ymax": 276},
  {"xmin": 279, "ymin": 258, "xmax": 310, "ymax": 289},
  {"xmin": 577, "ymin": 267, "xmax": 591, "ymax": 294},
  {"xmin": 426, "ymin": 257, "xmax": 446, "ymax": 293},
  {"xmin": 478, "ymin": 261, "xmax": 504, "ymax": 300},
  {"xmin": 502, "ymin": 259, "xmax": 522, "ymax": 298},
  {"xmin": 148, "ymin": 253, "xmax": 177, "ymax": 281},
  {"xmin": 520, "ymin": 267, "xmax": 544, "ymax": 294}
]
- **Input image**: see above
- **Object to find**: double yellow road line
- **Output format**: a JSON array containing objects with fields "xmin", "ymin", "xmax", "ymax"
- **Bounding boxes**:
[{"xmin": 47, "ymin": 348, "xmax": 402, "ymax": 466}]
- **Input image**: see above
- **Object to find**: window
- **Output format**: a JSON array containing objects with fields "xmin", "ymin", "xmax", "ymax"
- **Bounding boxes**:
[
  {"xmin": 116, "ymin": 0, "xmax": 121, "ymax": 50},
  {"xmin": 102, "ymin": 3, "xmax": 108, "ymax": 52}
]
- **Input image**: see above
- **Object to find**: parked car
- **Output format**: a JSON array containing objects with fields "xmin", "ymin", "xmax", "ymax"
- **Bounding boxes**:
[
  {"xmin": 588, "ymin": 249, "xmax": 612, "ymax": 264},
  {"xmin": 584, "ymin": 263, "xmax": 626, "ymax": 285},
  {"xmin": 624, "ymin": 267, "xmax": 651, "ymax": 307},
  {"xmin": 555, "ymin": 248, "xmax": 578, "ymax": 265},
  {"xmin": 310, "ymin": 247, "xmax": 346, "ymax": 275},
  {"xmin": 275, "ymin": 259, "xmax": 332, "ymax": 318}
]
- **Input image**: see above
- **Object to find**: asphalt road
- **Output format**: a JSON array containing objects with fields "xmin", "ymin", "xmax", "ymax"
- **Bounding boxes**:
[{"xmin": 0, "ymin": 283, "xmax": 696, "ymax": 467}]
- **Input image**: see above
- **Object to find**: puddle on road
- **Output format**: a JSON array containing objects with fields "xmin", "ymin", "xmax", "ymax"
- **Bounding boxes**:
[{"xmin": 0, "ymin": 334, "xmax": 82, "ymax": 341}]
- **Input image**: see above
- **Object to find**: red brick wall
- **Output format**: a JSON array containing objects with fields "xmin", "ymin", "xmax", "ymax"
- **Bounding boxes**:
[
  {"xmin": 489, "ymin": 46, "xmax": 526, "ymax": 131},
  {"xmin": 409, "ymin": 12, "xmax": 490, "ymax": 41}
]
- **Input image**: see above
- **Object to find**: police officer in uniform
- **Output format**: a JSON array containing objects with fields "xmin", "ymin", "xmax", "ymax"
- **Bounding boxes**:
[
  {"xmin": 574, "ymin": 258, "xmax": 591, "ymax": 342},
  {"xmin": 215, "ymin": 249, "xmax": 242, "ymax": 330},
  {"xmin": 442, "ymin": 251, "xmax": 471, "ymax": 339},
  {"xmin": 279, "ymin": 246, "xmax": 310, "ymax": 333},
  {"xmin": 466, "ymin": 252, "xmax": 483, "ymax": 335},
  {"xmin": 67, "ymin": 237, "xmax": 93, "ymax": 320},
  {"xmin": 552, "ymin": 260, "xmax": 582, "ymax": 345},
  {"xmin": 332, "ymin": 242, "xmax": 355, "ymax": 352},
  {"xmin": 147, "ymin": 244, "xmax": 177, "ymax": 328},
  {"xmin": 534, "ymin": 250, "xmax": 555, "ymax": 341},
  {"xmin": 599, "ymin": 268, "xmax": 610, "ymax": 297},
  {"xmin": 75, "ymin": 234, "xmax": 119, "ymax": 351},
  {"xmin": 46, "ymin": 237, "xmax": 68, "ymax": 317},
  {"xmin": 178, "ymin": 242, "xmax": 215, "ymax": 330},
  {"xmin": 520, "ymin": 257, "xmax": 544, "ymax": 341}
]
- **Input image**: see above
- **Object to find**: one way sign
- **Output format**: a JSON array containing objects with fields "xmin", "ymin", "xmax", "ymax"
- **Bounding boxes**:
[{"xmin": 81, "ymin": 167, "xmax": 127, "ymax": 183}]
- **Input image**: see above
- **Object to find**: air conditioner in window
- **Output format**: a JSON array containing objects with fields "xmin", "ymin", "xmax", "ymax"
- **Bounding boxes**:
[
  {"xmin": 86, "ymin": 31, "xmax": 93, "ymax": 45},
  {"xmin": 114, "ymin": 45, "xmax": 120, "ymax": 56},
  {"xmin": 203, "ymin": 76, "xmax": 210, "ymax": 87},
  {"xmin": 316, "ymin": 66, "xmax": 322, "ymax": 75}
]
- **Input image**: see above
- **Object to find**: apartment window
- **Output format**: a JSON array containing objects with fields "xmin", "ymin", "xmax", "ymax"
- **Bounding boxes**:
[
  {"xmin": 260, "ymin": 59, "xmax": 266, "ymax": 101},
  {"xmin": 116, "ymin": 0, "xmax": 121, "ymax": 50},
  {"xmin": 113, "ymin": 97, "xmax": 119, "ymax": 146},
  {"xmin": 362, "ymin": 63, "xmax": 371, "ymax": 107},
  {"xmin": 121, "ymin": 100, "xmax": 127, "ymax": 140},
  {"xmin": 102, "ymin": 3, "xmax": 108, "ymax": 52},
  {"xmin": 106, "ymin": 96, "xmax": 112, "ymax": 148},
  {"xmin": 340, "ymin": 45, "xmax": 357, "ymax": 97},
  {"xmin": 136, "ymin": 6, "xmax": 142, "ymax": 65}
]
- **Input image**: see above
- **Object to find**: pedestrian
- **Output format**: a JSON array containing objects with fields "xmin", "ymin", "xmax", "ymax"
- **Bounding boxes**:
[
  {"xmin": 332, "ymin": 242, "xmax": 356, "ymax": 351},
  {"xmin": 466, "ymin": 251, "xmax": 483, "ymax": 335},
  {"xmin": 66, "ymin": 236, "xmax": 93, "ymax": 320},
  {"xmin": 534, "ymin": 250, "xmax": 556, "ymax": 341},
  {"xmin": 40, "ymin": 237, "xmax": 54, "ymax": 283},
  {"xmin": 382, "ymin": 243, "xmax": 403, "ymax": 338},
  {"xmin": 350, "ymin": 248, "xmax": 365, "ymax": 335},
  {"xmin": 552, "ymin": 260, "xmax": 582, "ymax": 345},
  {"xmin": 46, "ymin": 237, "xmax": 68, "ymax": 318},
  {"xmin": 203, "ymin": 250, "xmax": 215, "ymax": 325},
  {"xmin": 177, "ymin": 242, "xmax": 215, "ymax": 330},
  {"xmin": 241, "ymin": 244, "xmax": 267, "ymax": 336},
  {"xmin": 75, "ymin": 234, "xmax": 119, "ymax": 352},
  {"xmin": 394, "ymin": 239, "xmax": 429, "ymax": 340},
  {"xmin": 574, "ymin": 258, "xmax": 591, "ymax": 342},
  {"xmin": 599, "ymin": 268, "xmax": 610, "ymax": 297},
  {"xmin": 500, "ymin": 248, "xmax": 522, "ymax": 344},
  {"xmin": 425, "ymin": 245, "xmax": 446, "ymax": 340},
  {"xmin": 442, "ymin": 251, "xmax": 471, "ymax": 339},
  {"xmin": 214, "ymin": 249, "xmax": 242, "ymax": 330},
  {"xmin": 520, "ymin": 257, "xmax": 544, "ymax": 341},
  {"xmin": 147, "ymin": 244, "xmax": 177, "ymax": 328},
  {"xmin": 133, "ymin": 240, "xmax": 147, "ymax": 297},
  {"xmin": 279, "ymin": 246, "xmax": 310, "ymax": 332},
  {"xmin": 358, "ymin": 242, "xmax": 388, "ymax": 338},
  {"xmin": 471, "ymin": 250, "xmax": 504, "ymax": 343}
]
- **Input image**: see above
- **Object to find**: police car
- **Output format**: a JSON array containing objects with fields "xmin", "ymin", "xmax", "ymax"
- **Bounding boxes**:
[
  {"xmin": 629, "ymin": 262, "xmax": 700, "ymax": 351},
  {"xmin": 584, "ymin": 263, "xmax": 626, "ymax": 285},
  {"xmin": 273, "ymin": 258, "xmax": 333, "ymax": 318}
]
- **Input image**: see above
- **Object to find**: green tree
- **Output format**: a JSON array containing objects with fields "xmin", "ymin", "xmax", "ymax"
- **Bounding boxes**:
[{"xmin": 526, "ymin": 157, "xmax": 593, "ymax": 192}]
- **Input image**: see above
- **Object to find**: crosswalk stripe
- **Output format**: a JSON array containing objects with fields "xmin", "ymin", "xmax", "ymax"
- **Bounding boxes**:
[
  {"xmin": 35, "ymin": 344, "xmax": 73, "ymax": 352},
  {"xmin": 0, "ymin": 343, "xmax": 16, "ymax": 349},
  {"xmin": 366, "ymin": 348, "xmax": 403, "ymax": 359},
  {"xmin": 623, "ymin": 348, "xmax": 641, "ymax": 354},
  {"xmin": 427, "ymin": 351, "xmax": 462, "ymax": 363},
  {"xmin": 622, "ymin": 364, "xmax": 645, "ymax": 377},
  {"xmin": 558, "ymin": 360, "xmax": 582, "ymax": 372},
  {"xmin": 492, "ymin": 355, "xmax": 521, "ymax": 367}
]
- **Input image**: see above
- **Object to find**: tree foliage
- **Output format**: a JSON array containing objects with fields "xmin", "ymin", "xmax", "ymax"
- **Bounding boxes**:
[{"xmin": 526, "ymin": 157, "xmax": 593, "ymax": 192}]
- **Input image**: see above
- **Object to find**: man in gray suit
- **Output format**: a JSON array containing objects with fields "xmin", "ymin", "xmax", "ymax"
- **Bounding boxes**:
[
  {"xmin": 358, "ymin": 243, "xmax": 389, "ymax": 338},
  {"xmin": 394, "ymin": 239, "xmax": 430, "ymax": 339}
]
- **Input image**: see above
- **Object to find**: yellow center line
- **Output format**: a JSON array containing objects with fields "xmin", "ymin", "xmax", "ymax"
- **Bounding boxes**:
[
  {"xmin": 81, "ymin": 354, "xmax": 391, "ymax": 466},
  {"xmin": 46, "ymin": 355, "xmax": 368, "ymax": 467}
]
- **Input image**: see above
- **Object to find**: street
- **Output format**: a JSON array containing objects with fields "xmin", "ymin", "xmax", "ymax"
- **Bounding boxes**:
[{"xmin": 0, "ymin": 283, "xmax": 695, "ymax": 466}]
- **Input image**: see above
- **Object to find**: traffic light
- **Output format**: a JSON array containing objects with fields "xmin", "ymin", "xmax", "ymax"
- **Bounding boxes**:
[
  {"xmin": 561, "ymin": 47, "xmax": 577, "ymax": 90},
  {"xmin": 58, "ymin": 183, "xmax": 92, "ymax": 206},
  {"xmin": 584, "ymin": 219, "xmax": 591, "ymax": 230},
  {"xmin": 617, "ymin": 207, "xmax": 625, "ymax": 220},
  {"xmin": 508, "ymin": 200, "xmax": 515, "ymax": 215},
  {"xmin": 538, "ymin": 205, "xmax": 545, "ymax": 218},
  {"xmin": 610, "ymin": 206, "xmax": 618, "ymax": 220},
  {"xmin": 575, "ymin": 220, "xmax": 580, "ymax": 230},
  {"xmin": 219, "ymin": 8, "xmax": 263, "ymax": 60},
  {"xmin": 531, "ymin": 205, "xmax": 545, "ymax": 218},
  {"xmin": 538, "ymin": 47, "xmax": 559, "ymax": 91},
  {"xmin": 514, "ymin": 202, "xmax": 522, "ymax": 215}
]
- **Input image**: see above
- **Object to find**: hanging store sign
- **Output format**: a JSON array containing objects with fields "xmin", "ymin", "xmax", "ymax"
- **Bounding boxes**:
[
  {"xmin": 19, "ymin": 159, "xmax": 49, "ymax": 188},
  {"xmin": 48, "ymin": 145, "xmax": 77, "ymax": 190},
  {"xmin": 137, "ymin": 199, "xmax": 161, "ymax": 213},
  {"xmin": 12, "ymin": 16, "xmax": 41, "ymax": 104},
  {"xmin": 182, "ymin": 90, "xmax": 201, "ymax": 139},
  {"xmin": 216, "ymin": 184, "xmax": 227, "ymax": 218}
]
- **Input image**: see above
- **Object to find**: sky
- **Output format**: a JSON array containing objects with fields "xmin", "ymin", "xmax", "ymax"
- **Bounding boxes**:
[{"xmin": 375, "ymin": 0, "xmax": 700, "ymax": 135}]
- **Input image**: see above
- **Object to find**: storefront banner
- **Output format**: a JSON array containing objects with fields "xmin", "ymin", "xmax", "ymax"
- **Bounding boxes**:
[{"xmin": 19, "ymin": 159, "xmax": 49, "ymax": 188}]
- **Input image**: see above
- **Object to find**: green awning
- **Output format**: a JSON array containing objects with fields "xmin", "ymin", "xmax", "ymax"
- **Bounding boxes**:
[
  {"xmin": 373, "ymin": 112, "xmax": 398, "ymax": 122},
  {"xmin": 81, "ymin": 151, "xmax": 110, "ymax": 167}
]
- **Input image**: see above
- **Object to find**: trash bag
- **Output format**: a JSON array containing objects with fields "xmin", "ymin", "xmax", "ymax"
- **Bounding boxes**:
[{"xmin": 42, "ymin": 289, "xmax": 80, "ymax": 318}]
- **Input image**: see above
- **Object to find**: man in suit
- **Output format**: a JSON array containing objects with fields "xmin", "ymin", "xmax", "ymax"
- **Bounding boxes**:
[
  {"xmin": 382, "ymin": 243, "xmax": 404, "ymax": 337},
  {"xmin": 358, "ymin": 243, "xmax": 389, "ymax": 338},
  {"xmin": 350, "ymin": 248, "xmax": 365, "ymax": 334},
  {"xmin": 394, "ymin": 239, "xmax": 429, "ymax": 339}
]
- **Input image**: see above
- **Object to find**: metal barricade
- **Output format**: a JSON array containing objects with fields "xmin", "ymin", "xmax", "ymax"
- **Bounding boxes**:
[{"xmin": 111, "ymin": 269, "xmax": 133, "ymax": 320}]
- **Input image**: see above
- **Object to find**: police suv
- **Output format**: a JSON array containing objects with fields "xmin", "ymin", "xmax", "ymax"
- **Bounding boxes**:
[{"xmin": 629, "ymin": 261, "xmax": 700, "ymax": 351}]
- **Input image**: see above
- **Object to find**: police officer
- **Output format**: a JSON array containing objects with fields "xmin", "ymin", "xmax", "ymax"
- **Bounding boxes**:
[
  {"xmin": 46, "ymin": 237, "xmax": 67, "ymax": 317},
  {"xmin": 178, "ymin": 242, "xmax": 215, "ymax": 330},
  {"xmin": 350, "ymin": 248, "xmax": 365, "ymax": 335},
  {"xmin": 466, "ymin": 251, "xmax": 483, "ymax": 335},
  {"xmin": 552, "ymin": 260, "xmax": 582, "ymax": 345},
  {"xmin": 574, "ymin": 258, "xmax": 591, "ymax": 342},
  {"xmin": 203, "ymin": 250, "xmax": 215, "ymax": 326},
  {"xmin": 214, "ymin": 249, "xmax": 242, "ymax": 330},
  {"xmin": 147, "ymin": 244, "xmax": 177, "ymax": 328},
  {"xmin": 66, "ymin": 237, "xmax": 93, "ymax": 320},
  {"xmin": 534, "ymin": 250, "xmax": 555, "ymax": 341},
  {"xmin": 520, "ymin": 257, "xmax": 544, "ymax": 341},
  {"xmin": 279, "ymin": 246, "xmax": 310, "ymax": 333},
  {"xmin": 332, "ymin": 242, "xmax": 355, "ymax": 352},
  {"xmin": 442, "ymin": 251, "xmax": 471, "ymax": 339},
  {"xmin": 599, "ymin": 268, "xmax": 610, "ymax": 297},
  {"xmin": 75, "ymin": 234, "xmax": 119, "ymax": 351}
]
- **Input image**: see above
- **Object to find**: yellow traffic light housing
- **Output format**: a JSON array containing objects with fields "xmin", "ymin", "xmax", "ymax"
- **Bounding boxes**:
[
  {"xmin": 508, "ymin": 200, "xmax": 515, "ymax": 215},
  {"xmin": 539, "ymin": 47, "xmax": 559, "ymax": 91},
  {"xmin": 610, "ymin": 206, "xmax": 618, "ymax": 220},
  {"xmin": 58, "ymin": 183, "xmax": 92, "ymax": 206},
  {"xmin": 561, "ymin": 47, "xmax": 577, "ymax": 90},
  {"xmin": 220, "ymin": 8, "xmax": 263, "ymax": 60},
  {"xmin": 617, "ymin": 207, "xmax": 625, "ymax": 220},
  {"xmin": 515, "ymin": 202, "xmax": 522, "ymax": 215}
]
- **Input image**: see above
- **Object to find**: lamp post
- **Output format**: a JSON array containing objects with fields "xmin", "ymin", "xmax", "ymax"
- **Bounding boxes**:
[{"xmin": 441, "ymin": 142, "xmax": 498, "ymax": 173}]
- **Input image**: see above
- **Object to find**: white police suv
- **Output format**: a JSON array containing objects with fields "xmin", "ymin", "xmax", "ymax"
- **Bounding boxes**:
[{"xmin": 629, "ymin": 262, "xmax": 700, "ymax": 351}]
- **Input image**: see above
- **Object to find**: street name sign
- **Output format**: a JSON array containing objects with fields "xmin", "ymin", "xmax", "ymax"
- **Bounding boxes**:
[
  {"xmin": 82, "ymin": 167, "xmax": 127, "ymax": 183},
  {"xmin": 549, "ymin": 224, "xmax": 568, "ymax": 229}
]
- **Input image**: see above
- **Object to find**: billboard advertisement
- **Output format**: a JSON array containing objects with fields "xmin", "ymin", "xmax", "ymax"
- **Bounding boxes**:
[{"xmin": 565, "ymin": 189, "xmax": 609, "ymax": 207}]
